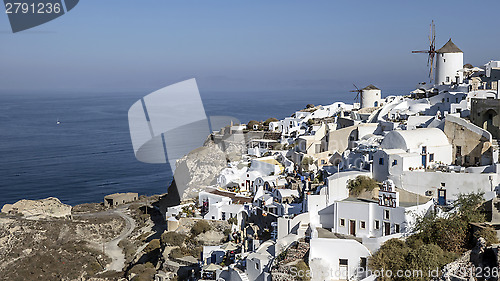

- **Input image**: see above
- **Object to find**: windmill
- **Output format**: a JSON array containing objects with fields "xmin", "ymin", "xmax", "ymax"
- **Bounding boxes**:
[
  {"xmin": 350, "ymin": 84, "xmax": 362, "ymax": 103},
  {"xmin": 412, "ymin": 20, "xmax": 436, "ymax": 82}
]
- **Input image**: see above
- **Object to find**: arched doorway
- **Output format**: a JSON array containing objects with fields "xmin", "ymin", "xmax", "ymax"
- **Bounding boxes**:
[{"xmin": 483, "ymin": 109, "xmax": 497, "ymax": 133}]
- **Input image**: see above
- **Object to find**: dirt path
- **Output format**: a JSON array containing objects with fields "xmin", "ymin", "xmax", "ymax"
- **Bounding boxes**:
[
  {"xmin": 104, "ymin": 208, "xmax": 136, "ymax": 272},
  {"xmin": 74, "ymin": 206, "xmax": 136, "ymax": 272}
]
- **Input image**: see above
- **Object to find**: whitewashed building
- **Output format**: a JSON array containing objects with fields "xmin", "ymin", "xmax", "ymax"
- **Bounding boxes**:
[{"xmin": 373, "ymin": 128, "xmax": 452, "ymax": 181}]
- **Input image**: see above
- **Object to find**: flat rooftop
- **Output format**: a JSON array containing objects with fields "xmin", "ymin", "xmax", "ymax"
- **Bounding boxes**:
[{"xmin": 209, "ymin": 189, "xmax": 253, "ymax": 204}]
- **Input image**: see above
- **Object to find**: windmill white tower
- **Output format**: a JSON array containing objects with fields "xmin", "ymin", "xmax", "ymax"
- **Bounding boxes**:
[
  {"xmin": 351, "ymin": 84, "xmax": 381, "ymax": 109},
  {"xmin": 435, "ymin": 39, "xmax": 463, "ymax": 86},
  {"xmin": 361, "ymin": 84, "xmax": 381, "ymax": 108}
]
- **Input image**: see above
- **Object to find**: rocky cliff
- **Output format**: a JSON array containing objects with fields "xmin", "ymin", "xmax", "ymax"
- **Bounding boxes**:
[
  {"xmin": 173, "ymin": 140, "xmax": 228, "ymax": 200},
  {"xmin": 1, "ymin": 197, "xmax": 72, "ymax": 220}
]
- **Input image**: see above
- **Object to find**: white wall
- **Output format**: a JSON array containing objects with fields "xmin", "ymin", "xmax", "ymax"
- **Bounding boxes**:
[
  {"xmin": 309, "ymin": 238, "xmax": 371, "ymax": 281},
  {"xmin": 334, "ymin": 200, "xmax": 408, "ymax": 238},
  {"xmin": 324, "ymin": 171, "xmax": 371, "ymax": 204},
  {"xmin": 435, "ymin": 52, "xmax": 463, "ymax": 85},
  {"xmin": 361, "ymin": 89, "xmax": 381, "ymax": 109},
  {"xmin": 307, "ymin": 195, "xmax": 328, "ymax": 227},
  {"xmin": 393, "ymin": 171, "xmax": 498, "ymax": 201}
]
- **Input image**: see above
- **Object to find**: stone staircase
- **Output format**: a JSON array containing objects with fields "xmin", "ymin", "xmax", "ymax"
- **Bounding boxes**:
[{"xmin": 234, "ymin": 267, "xmax": 250, "ymax": 281}]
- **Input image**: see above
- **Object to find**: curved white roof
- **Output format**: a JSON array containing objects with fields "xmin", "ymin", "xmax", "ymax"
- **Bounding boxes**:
[{"xmin": 380, "ymin": 128, "xmax": 449, "ymax": 151}]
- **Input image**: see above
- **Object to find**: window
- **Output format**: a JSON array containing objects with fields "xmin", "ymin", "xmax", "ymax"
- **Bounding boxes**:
[
  {"xmin": 395, "ymin": 224, "xmax": 400, "ymax": 233},
  {"xmin": 375, "ymin": 220, "xmax": 380, "ymax": 230},
  {"xmin": 340, "ymin": 218, "xmax": 345, "ymax": 227},
  {"xmin": 446, "ymin": 98, "xmax": 449, "ymax": 102},
  {"xmin": 392, "ymin": 159, "xmax": 398, "ymax": 166},
  {"xmin": 360, "ymin": 221, "xmax": 366, "ymax": 229},
  {"xmin": 379, "ymin": 158, "xmax": 384, "ymax": 165},
  {"xmin": 360, "ymin": 258, "xmax": 367, "ymax": 270},
  {"xmin": 321, "ymin": 159, "xmax": 326, "ymax": 165},
  {"xmin": 429, "ymin": 153, "xmax": 434, "ymax": 162},
  {"xmin": 456, "ymin": 98, "xmax": 459, "ymax": 103},
  {"xmin": 221, "ymin": 212, "xmax": 226, "ymax": 220},
  {"xmin": 256, "ymin": 263, "xmax": 259, "ymax": 270},
  {"xmin": 422, "ymin": 146, "xmax": 427, "ymax": 154},
  {"xmin": 456, "ymin": 146, "xmax": 462, "ymax": 155},
  {"xmin": 384, "ymin": 210, "xmax": 390, "ymax": 220},
  {"xmin": 446, "ymin": 76, "xmax": 450, "ymax": 83},
  {"xmin": 339, "ymin": 259, "xmax": 348, "ymax": 266}
]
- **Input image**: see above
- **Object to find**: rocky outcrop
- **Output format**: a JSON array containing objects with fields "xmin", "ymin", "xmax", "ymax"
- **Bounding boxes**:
[
  {"xmin": 1, "ymin": 197, "xmax": 72, "ymax": 219},
  {"xmin": 173, "ymin": 140, "xmax": 228, "ymax": 200}
]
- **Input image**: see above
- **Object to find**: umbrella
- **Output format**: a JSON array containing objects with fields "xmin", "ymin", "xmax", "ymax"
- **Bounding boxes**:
[
  {"xmin": 202, "ymin": 263, "xmax": 222, "ymax": 271},
  {"xmin": 459, "ymin": 67, "xmax": 484, "ymax": 72},
  {"xmin": 220, "ymin": 241, "xmax": 238, "ymax": 251},
  {"xmin": 410, "ymin": 89, "xmax": 426, "ymax": 94}
]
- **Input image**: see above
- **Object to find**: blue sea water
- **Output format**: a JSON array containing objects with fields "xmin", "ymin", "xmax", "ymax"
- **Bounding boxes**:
[{"xmin": 0, "ymin": 89, "xmax": 399, "ymax": 206}]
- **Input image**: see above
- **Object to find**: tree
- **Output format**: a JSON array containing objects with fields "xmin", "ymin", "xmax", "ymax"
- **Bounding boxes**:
[
  {"xmin": 369, "ymin": 239, "xmax": 456, "ymax": 281},
  {"xmin": 301, "ymin": 156, "xmax": 314, "ymax": 171},
  {"xmin": 410, "ymin": 192, "xmax": 487, "ymax": 252},
  {"xmin": 347, "ymin": 176, "xmax": 378, "ymax": 197},
  {"xmin": 369, "ymin": 239, "xmax": 410, "ymax": 277},
  {"xmin": 263, "ymin": 117, "xmax": 278, "ymax": 127},
  {"xmin": 247, "ymin": 120, "xmax": 260, "ymax": 130}
]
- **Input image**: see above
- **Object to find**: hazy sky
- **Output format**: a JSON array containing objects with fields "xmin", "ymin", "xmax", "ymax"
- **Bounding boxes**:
[{"xmin": 1, "ymin": 0, "xmax": 499, "ymax": 94}]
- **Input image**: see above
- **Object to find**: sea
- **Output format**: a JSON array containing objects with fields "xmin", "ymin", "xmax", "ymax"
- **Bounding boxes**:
[{"xmin": 0, "ymin": 88, "xmax": 407, "ymax": 207}]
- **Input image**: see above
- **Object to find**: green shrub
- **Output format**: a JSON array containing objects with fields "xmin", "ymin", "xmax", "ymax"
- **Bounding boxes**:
[
  {"xmin": 294, "ymin": 260, "xmax": 311, "ymax": 281},
  {"xmin": 370, "ymin": 192, "xmax": 488, "ymax": 280},
  {"xmin": 118, "ymin": 239, "xmax": 136, "ymax": 263},
  {"xmin": 169, "ymin": 247, "xmax": 190, "ymax": 259},
  {"xmin": 473, "ymin": 227, "xmax": 499, "ymax": 246},
  {"xmin": 130, "ymin": 263, "xmax": 156, "ymax": 281},
  {"xmin": 143, "ymin": 239, "xmax": 160, "ymax": 253},
  {"xmin": 227, "ymin": 217, "xmax": 237, "ymax": 225},
  {"xmin": 190, "ymin": 246, "xmax": 203, "ymax": 259},
  {"xmin": 160, "ymin": 232, "xmax": 187, "ymax": 247},
  {"xmin": 191, "ymin": 220, "xmax": 211, "ymax": 236}
]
